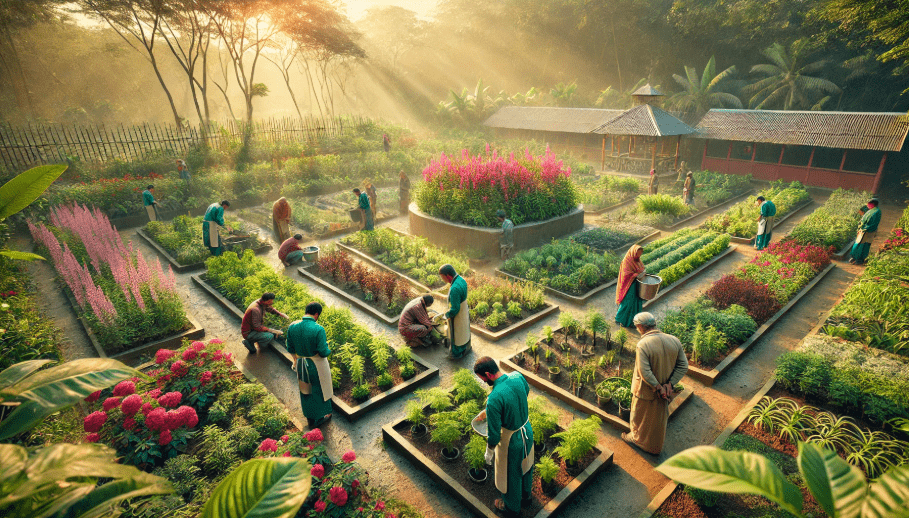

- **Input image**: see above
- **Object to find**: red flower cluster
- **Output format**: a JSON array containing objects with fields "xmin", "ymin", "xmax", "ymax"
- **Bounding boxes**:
[
  {"xmin": 121, "ymin": 394, "xmax": 143, "ymax": 416},
  {"xmin": 314, "ymin": 501, "xmax": 326, "ymax": 512},
  {"xmin": 304, "ymin": 428, "xmax": 323, "ymax": 442},
  {"xmin": 329, "ymin": 487, "xmax": 348, "ymax": 506},
  {"xmin": 259, "ymin": 438, "xmax": 279, "ymax": 452},
  {"xmin": 762, "ymin": 240, "xmax": 831, "ymax": 272},
  {"xmin": 170, "ymin": 360, "xmax": 188, "ymax": 377},
  {"xmin": 84, "ymin": 410, "xmax": 108, "ymax": 433},
  {"xmin": 1, "ymin": 290, "xmax": 17, "ymax": 298},
  {"xmin": 112, "ymin": 380, "xmax": 136, "ymax": 397},
  {"xmin": 85, "ymin": 390, "xmax": 102, "ymax": 403},
  {"xmin": 342, "ymin": 450, "xmax": 356, "ymax": 463},
  {"xmin": 155, "ymin": 349, "xmax": 176, "ymax": 364},
  {"xmin": 311, "ymin": 464, "xmax": 325, "ymax": 479},
  {"xmin": 157, "ymin": 391, "xmax": 182, "ymax": 408},
  {"xmin": 182, "ymin": 348, "xmax": 198, "ymax": 361},
  {"xmin": 102, "ymin": 397, "xmax": 121, "ymax": 411},
  {"xmin": 200, "ymin": 371, "xmax": 213, "ymax": 385}
]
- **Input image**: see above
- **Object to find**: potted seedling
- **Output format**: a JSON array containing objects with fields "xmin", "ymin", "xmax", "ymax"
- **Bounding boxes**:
[
  {"xmin": 430, "ymin": 413, "xmax": 463, "ymax": 461},
  {"xmin": 544, "ymin": 349, "xmax": 554, "ymax": 362},
  {"xmin": 548, "ymin": 366, "xmax": 560, "ymax": 380},
  {"xmin": 407, "ymin": 399, "xmax": 429, "ymax": 438},
  {"xmin": 528, "ymin": 396, "xmax": 558, "ymax": 457},
  {"xmin": 553, "ymin": 415, "xmax": 602, "ymax": 472},
  {"xmin": 535, "ymin": 455, "xmax": 560, "ymax": 495},
  {"xmin": 595, "ymin": 381, "xmax": 612, "ymax": 407},
  {"xmin": 614, "ymin": 386, "xmax": 633, "ymax": 420},
  {"xmin": 464, "ymin": 434, "xmax": 489, "ymax": 484},
  {"xmin": 585, "ymin": 309, "xmax": 608, "ymax": 355}
]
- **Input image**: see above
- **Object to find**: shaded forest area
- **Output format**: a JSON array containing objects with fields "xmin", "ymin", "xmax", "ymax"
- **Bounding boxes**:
[{"xmin": 1, "ymin": 0, "xmax": 907, "ymax": 128}]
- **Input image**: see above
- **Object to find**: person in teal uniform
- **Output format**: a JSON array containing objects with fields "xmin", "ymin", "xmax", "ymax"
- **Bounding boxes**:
[
  {"xmin": 353, "ymin": 188, "xmax": 374, "ymax": 231},
  {"xmin": 288, "ymin": 302, "xmax": 333, "ymax": 428},
  {"xmin": 754, "ymin": 195, "xmax": 776, "ymax": 251},
  {"xmin": 202, "ymin": 200, "xmax": 232, "ymax": 256},
  {"xmin": 849, "ymin": 198, "xmax": 882, "ymax": 265},
  {"xmin": 142, "ymin": 185, "xmax": 159, "ymax": 222},
  {"xmin": 474, "ymin": 356, "xmax": 534, "ymax": 518},
  {"xmin": 439, "ymin": 264, "xmax": 471, "ymax": 358}
]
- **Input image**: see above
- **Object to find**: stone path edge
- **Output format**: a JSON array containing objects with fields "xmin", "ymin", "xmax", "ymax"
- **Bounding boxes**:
[
  {"xmin": 60, "ymin": 283, "xmax": 205, "ymax": 366},
  {"xmin": 686, "ymin": 262, "xmax": 836, "ymax": 386},
  {"xmin": 135, "ymin": 228, "xmax": 272, "ymax": 274},
  {"xmin": 190, "ymin": 273, "xmax": 440, "ymax": 421}
]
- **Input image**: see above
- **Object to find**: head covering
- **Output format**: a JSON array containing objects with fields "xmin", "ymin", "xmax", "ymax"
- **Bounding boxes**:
[
  {"xmin": 496, "ymin": 209, "xmax": 506, "ymax": 218},
  {"xmin": 686, "ymin": 171, "xmax": 693, "ymax": 177},
  {"xmin": 616, "ymin": 245, "xmax": 645, "ymax": 305},
  {"xmin": 633, "ymin": 312, "xmax": 656, "ymax": 326}
]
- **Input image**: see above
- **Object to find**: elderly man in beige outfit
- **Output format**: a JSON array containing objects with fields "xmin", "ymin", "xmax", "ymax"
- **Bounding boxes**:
[{"xmin": 622, "ymin": 312, "xmax": 688, "ymax": 454}]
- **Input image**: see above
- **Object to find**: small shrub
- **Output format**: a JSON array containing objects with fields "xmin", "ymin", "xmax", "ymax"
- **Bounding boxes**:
[
  {"xmin": 552, "ymin": 415, "xmax": 601, "ymax": 465},
  {"xmin": 507, "ymin": 301, "xmax": 522, "ymax": 318},
  {"xmin": 401, "ymin": 363, "xmax": 416, "ymax": 379},
  {"xmin": 406, "ymin": 399, "xmax": 427, "ymax": 427},
  {"xmin": 706, "ymin": 275, "xmax": 782, "ymax": 325},
  {"xmin": 199, "ymin": 425, "xmax": 239, "ymax": 476},
  {"xmin": 484, "ymin": 310, "xmax": 507, "ymax": 328},
  {"xmin": 377, "ymin": 372, "xmax": 394, "ymax": 389},
  {"xmin": 152, "ymin": 454, "xmax": 203, "ymax": 498},
  {"xmin": 474, "ymin": 301, "xmax": 490, "ymax": 317},
  {"xmin": 535, "ymin": 455, "xmax": 560, "ymax": 484},
  {"xmin": 528, "ymin": 396, "xmax": 559, "ymax": 445},
  {"xmin": 691, "ymin": 323, "xmax": 726, "ymax": 365},
  {"xmin": 453, "ymin": 368, "xmax": 486, "ymax": 403},
  {"xmin": 352, "ymin": 383, "xmax": 371, "ymax": 400},
  {"xmin": 613, "ymin": 387, "xmax": 632, "ymax": 408},
  {"xmin": 464, "ymin": 434, "xmax": 488, "ymax": 471},
  {"xmin": 248, "ymin": 396, "xmax": 290, "ymax": 439},
  {"xmin": 228, "ymin": 419, "xmax": 261, "ymax": 459},
  {"xmin": 418, "ymin": 387, "xmax": 453, "ymax": 411}
]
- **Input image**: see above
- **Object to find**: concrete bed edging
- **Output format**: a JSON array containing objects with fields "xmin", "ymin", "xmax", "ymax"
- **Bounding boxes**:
[
  {"xmin": 729, "ymin": 198, "xmax": 814, "ymax": 244},
  {"xmin": 499, "ymin": 326, "xmax": 694, "ymax": 433},
  {"xmin": 685, "ymin": 262, "xmax": 836, "ymax": 386},
  {"xmin": 61, "ymin": 284, "xmax": 205, "ymax": 366},
  {"xmin": 190, "ymin": 274, "xmax": 440, "ymax": 421},
  {"xmin": 135, "ymin": 228, "xmax": 272, "ymax": 273},
  {"xmin": 383, "ymin": 401, "xmax": 614, "ymax": 518},
  {"xmin": 642, "ymin": 245, "xmax": 737, "ymax": 309}
]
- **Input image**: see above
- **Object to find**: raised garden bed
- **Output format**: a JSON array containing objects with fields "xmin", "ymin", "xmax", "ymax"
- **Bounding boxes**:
[
  {"xmin": 464, "ymin": 274, "xmax": 560, "ymax": 341},
  {"xmin": 661, "ymin": 190, "xmax": 753, "ymax": 231},
  {"xmin": 701, "ymin": 181, "xmax": 812, "ymax": 243},
  {"xmin": 785, "ymin": 188, "xmax": 871, "ymax": 252},
  {"xmin": 569, "ymin": 223, "xmax": 659, "ymax": 253},
  {"xmin": 383, "ymin": 375, "xmax": 614, "ymax": 518},
  {"xmin": 727, "ymin": 198, "xmax": 813, "ymax": 244},
  {"xmin": 640, "ymin": 228, "xmax": 732, "ymax": 289},
  {"xmin": 642, "ymin": 246, "xmax": 736, "ymax": 308},
  {"xmin": 501, "ymin": 326, "xmax": 693, "ymax": 432},
  {"xmin": 191, "ymin": 272, "xmax": 439, "ymax": 420},
  {"xmin": 137, "ymin": 224, "xmax": 271, "ymax": 273}
]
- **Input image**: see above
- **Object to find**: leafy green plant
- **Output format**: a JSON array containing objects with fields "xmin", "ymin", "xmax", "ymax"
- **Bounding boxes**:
[
  {"xmin": 352, "ymin": 383, "xmax": 371, "ymax": 400},
  {"xmin": 613, "ymin": 387, "xmax": 632, "ymax": 409},
  {"xmin": 502, "ymin": 239, "xmax": 620, "ymax": 295},
  {"xmin": 691, "ymin": 323, "xmax": 726, "ymax": 365},
  {"xmin": 507, "ymin": 301, "xmax": 522, "ymax": 318},
  {"xmin": 452, "ymin": 369, "xmax": 486, "ymax": 403},
  {"xmin": 0, "ymin": 164, "xmax": 67, "ymax": 261},
  {"xmin": 635, "ymin": 193, "xmax": 691, "ymax": 218},
  {"xmin": 484, "ymin": 310, "xmax": 506, "ymax": 328},
  {"xmin": 552, "ymin": 415, "xmax": 601, "ymax": 465},
  {"xmin": 417, "ymin": 387, "xmax": 453, "ymax": 412},
  {"xmin": 535, "ymin": 455, "xmax": 560, "ymax": 484},
  {"xmin": 377, "ymin": 372, "xmax": 394, "ymax": 389},
  {"xmin": 464, "ymin": 434, "xmax": 488, "ymax": 471},
  {"xmin": 612, "ymin": 328, "xmax": 628, "ymax": 349},
  {"xmin": 544, "ymin": 325, "xmax": 554, "ymax": 343},
  {"xmin": 430, "ymin": 413, "xmax": 464, "ymax": 453},
  {"xmin": 202, "ymin": 457, "xmax": 311, "ymax": 518},
  {"xmin": 585, "ymin": 309, "xmax": 608, "ymax": 347},
  {"xmin": 528, "ymin": 396, "xmax": 559, "ymax": 445},
  {"xmin": 657, "ymin": 442, "xmax": 909, "ymax": 518},
  {"xmin": 406, "ymin": 399, "xmax": 428, "ymax": 428},
  {"xmin": 704, "ymin": 181, "xmax": 811, "ymax": 238}
]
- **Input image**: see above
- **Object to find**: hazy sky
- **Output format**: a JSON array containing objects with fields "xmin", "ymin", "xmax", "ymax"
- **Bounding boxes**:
[{"xmin": 344, "ymin": 0, "xmax": 438, "ymax": 21}]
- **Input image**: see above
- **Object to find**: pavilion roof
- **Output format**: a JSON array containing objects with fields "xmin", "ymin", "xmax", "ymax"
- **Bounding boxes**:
[
  {"xmin": 694, "ymin": 109, "xmax": 909, "ymax": 152},
  {"xmin": 591, "ymin": 104, "xmax": 695, "ymax": 136},
  {"xmin": 482, "ymin": 106, "xmax": 624, "ymax": 134},
  {"xmin": 631, "ymin": 84, "xmax": 663, "ymax": 96}
]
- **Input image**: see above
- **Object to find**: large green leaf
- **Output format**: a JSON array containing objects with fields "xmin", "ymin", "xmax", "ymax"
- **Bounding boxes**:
[
  {"xmin": 0, "ymin": 164, "xmax": 66, "ymax": 221},
  {"xmin": 0, "ymin": 250, "xmax": 45, "ymax": 261},
  {"xmin": 202, "ymin": 458, "xmax": 311, "ymax": 518},
  {"xmin": 798, "ymin": 442, "xmax": 866, "ymax": 517},
  {"xmin": 61, "ymin": 471, "xmax": 172, "ymax": 518},
  {"xmin": 0, "ymin": 359, "xmax": 142, "ymax": 440},
  {"xmin": 861, "ymin": 465, "xmax": 909, "ymax": 518},
  {"xmin": 0, "ymin": 360, "xmax": 53, "ymax": 392},
  {"xmin": 656, "ymin": 446, "xmax": 804, "ymax": 517}
]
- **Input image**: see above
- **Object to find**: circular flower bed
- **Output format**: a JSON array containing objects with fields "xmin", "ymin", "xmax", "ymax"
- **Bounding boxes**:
[{"xmin": 414, "ymin": 146, "xmax": 578, "ymax": 227}]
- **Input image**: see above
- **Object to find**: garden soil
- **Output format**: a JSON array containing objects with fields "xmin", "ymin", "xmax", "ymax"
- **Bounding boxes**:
[{"xmin": 16, "ymin": 191, "xmax": 904, "ymax": 518}]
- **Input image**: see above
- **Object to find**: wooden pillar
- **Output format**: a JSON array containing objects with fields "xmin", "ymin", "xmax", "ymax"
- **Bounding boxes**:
[
  {"xmin": 674, "ymin": 135, "xmax": 681, "ymax": 169},
  {"xmin": 610, "ymin": 136, "xmax": 614, "ymax": 156},
  {"xmin": 871, "ymin": 153, "xmax": 887, "ymax": 194},
  {"xmin": 702, "ymin": 140, "xmax": 708, "ymax": 166},
  {"xmin": 778, "ymin": 145, "xmax": 786, "ymax": 164},
  {"xmin": 651, "ymin": 140, "xmax": 657, "ymax": 171},
  {"xmin": 750, "ymin": 143, "xmax": 757, "ymax": 162},
  {"xmin": 726, "ymin": 142, "xmax": 733, "ymax": 160},
  {"xmin": 838, "ymin": 150, "xmax": 848, "ymax": 172},
  {"xmin": 601, "ymin": 136, "xmax": 606, "ymax": 170},
  {"xmin": 629, "ymin": 136, "xmax": 634, "ymax": 157},
  {"xmin": 805, "ymin": 147, "xmax": 815, "ymax": 184}
]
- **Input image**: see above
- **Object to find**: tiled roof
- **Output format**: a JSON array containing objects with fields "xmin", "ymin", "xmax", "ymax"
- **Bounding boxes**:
[
  {"xmin": 591, "ymin": 104, "xmax": 695, "ymax": 136},
  {"xmin": 482, "ymin": 106, "xmax": 624, "ymax": 134},
  {"xmin": 694, "ymin": 109, "xmax": 909, "ymax": 151}
]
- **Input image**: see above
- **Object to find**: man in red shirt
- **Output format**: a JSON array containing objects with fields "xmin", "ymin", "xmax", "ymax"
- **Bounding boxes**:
[
  {"xmin": 241, "ymin": 292, "xmax": 289, "ymax": 353},
  {"xmin": 398, "ymin": 294, "xmax": 442, "ymax": 348},
  {"xmin": 278, "ymin": 234, "xmax": 305, "ymax": 266}
]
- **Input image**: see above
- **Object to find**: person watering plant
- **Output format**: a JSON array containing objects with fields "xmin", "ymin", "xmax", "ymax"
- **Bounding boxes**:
[
  {"xmin": 496, "ymin": 209, "xmax": 515, "ymax": 259},
  {"xmin": 682, "ymin": 171, "xmax": 695, "ymax": 206},
  {"xmin": 272, "ymin": 196, "xmax": 291, "ymax": 243},
  {"xmin": 615, "ymin": 245, "xmax": 646, "ymax": 328},
  {"xmin": 621, "ymin": 312, "xmax": 688, "ymax": 455},
  {"xmin": 849, "ymin": 198, "xmax": 882, "ymax": 265},
  {"xmin": 473, "ymin": 356, "xmax": 534, "ymax": 518},
  {"xmin": 142, "ymin": 184, "xmax": 159, "ymax": 222},
  {"xmin": 353, "ymin": 188, "xmax": 374, "ymax": 231},
  {"xmin": 202, "ymin": 200, "xmax": 232, "ymax": 256},
  {"xmin": 288, "ymin": 302, "xmax": 333, "ymax": 428},
  {"xmin": 648, "ymin": 169, "xmax": 659, "ymax": 195},
  {"xmin": 754, "ymin": 195, "xmax": 776, "ymax": 250},
  {"xmin": 439, "ymin": 264, "xmax": 471, "ymax": 359},
  {"xmin": 278, "ymin": 234, "xmax": 305, "ymax": 267},
  {"xmin": 398, "ymin": 294, "xmax": 443, "ymax": 348},
  {"xmin": 399, "ymin": 170, "xmax": 411, "ymax": 214},
  {"xmin": 241, "ymin": 292, "xmax": 288, "ymax": 354}
]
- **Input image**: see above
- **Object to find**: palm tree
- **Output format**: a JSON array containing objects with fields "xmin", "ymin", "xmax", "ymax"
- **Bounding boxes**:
[
  {"xmin": 745, "ymin": 40, "xmax": 842, "ymax": 110},
  {"xmin": 667, "ymin": 56, "xmax": 743, "ymax": 121},
  {"xmin": 595, "ymin": 78, "xmax": 654, "ymax": 109},
  {"xmin": 549, "ymin": 81, "xmax": 579, "ymax": 107}
]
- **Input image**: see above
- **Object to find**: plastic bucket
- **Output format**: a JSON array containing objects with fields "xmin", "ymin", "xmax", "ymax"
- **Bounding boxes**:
[
  {"xmin": 349, "ymin": 208, "xmax": 362, "ymax": 223},
  {"xmin": 637, "ymin": 274, "xmax": 662, "ymax": 300},
  {"xmin": 302, "ymin": 246, "xmax": 320, "ymax": 262}
]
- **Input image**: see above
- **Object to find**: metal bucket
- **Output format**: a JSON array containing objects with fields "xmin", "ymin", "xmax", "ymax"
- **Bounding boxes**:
[
  {"xmin": 302, "ymin": 245, "xmax": 319, "ymax": 262},
  {"xmin": 349, "ymin": 207, "xmax": 362, "ymax": 223},
  {"xmin": 637, "ymin": 274, "xmax": 662, "ymax": 300}
]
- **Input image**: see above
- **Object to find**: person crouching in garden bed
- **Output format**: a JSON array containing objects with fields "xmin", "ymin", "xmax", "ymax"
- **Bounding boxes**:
[
  {"xmin": 398, "ymin": 294, "xmax": 444, "ymax": 348},
  {"xmin": 615, "ymin": 245, "xmax": 646, "ymax": 328},
  {"xmin": 241, "ymin": 292, "xmax": 289, "ymax": 354},
  {"xmin": 278, "ymin": 234, "xmax": 305, "ymax": 267}
]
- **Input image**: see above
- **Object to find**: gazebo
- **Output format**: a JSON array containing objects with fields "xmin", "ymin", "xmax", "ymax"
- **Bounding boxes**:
[{"xmin": 591, "ymin": 84, "xmax": 696, "ymax": 174}]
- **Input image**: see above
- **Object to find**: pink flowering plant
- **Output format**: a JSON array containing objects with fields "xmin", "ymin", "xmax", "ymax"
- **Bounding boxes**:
[
  {"xmin": 254, "ymin": 428, "xmax": 331, "ymax": 468},
  {"xmin": 737, "ymin": 241, "xmax": 831, "ymax": 303},
  {"xmin": 305, "ymin": 450, "xmax": 391, "ymax": 518},
  {"xmin": 27, "ymin": 203, "xmax": 187, "ymax": 354},
  {"xmin": 414, "ymin": 146, "xmax": 578, "ymax": 227}
]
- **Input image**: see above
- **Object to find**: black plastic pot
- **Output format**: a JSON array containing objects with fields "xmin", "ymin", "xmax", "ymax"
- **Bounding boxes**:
[
  {"xmin": 535, "ymin": 442, "xmax": 548, "ymax": 457},
  {"xmin": 619, "ymin": 402, "xmax": 631, "ymax": 421},
  {"xmin": 541, "ymin": 479, "xmax": 557, "ymax": 495},
  {"xmin": 441, "ymin": 447, "xmax": 460, "ymax": 461},
  {"xmin": 410, "ymin": 423, "xmax": 427, "ymax": 438},
  {"xmin": 467, "ymin": 467, "xmax": 488, "ymax": 484}
]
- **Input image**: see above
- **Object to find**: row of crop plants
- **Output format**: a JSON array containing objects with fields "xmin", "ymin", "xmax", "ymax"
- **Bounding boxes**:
[
  {"xmin": 703, "ymin": 181, "xmax": 812, "ymax": 239},
  {"xmin": 143, "ymin": 215, "xmax": 269, "ymax": 268},
  {"xmin": 785, "ymin": 188, "xmax": 871, "ymax": 250}
]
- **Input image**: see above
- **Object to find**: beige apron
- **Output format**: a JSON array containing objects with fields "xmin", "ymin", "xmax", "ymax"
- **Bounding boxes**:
[
  {"xmin": 207, "ymin": 220, "xmax": 223, "ymax": 248},
  {"xmin": 857, "ymin": 230, "xmax": 876, "ymax": 244},
  {"xmin": 757, "ymin": 216, "xmax": 774, "ymax": 236},
  {"xmin": 145, "ymin": 205, "xmax": 158, "ymax": 222},
  {"xmin": 494, "ymin": 417, "xmax": 534, "ymax": 494},
  {"xmin": 451, "ymin": 301, "xmax": 471, "ymax": 347},
  {"xmin": 297, "ymin": 356, "xmax": 333, "ymax": 402}
]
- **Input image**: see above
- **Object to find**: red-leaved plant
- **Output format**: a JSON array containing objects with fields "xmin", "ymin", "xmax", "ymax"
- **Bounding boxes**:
[{"xmin": 705, "ymin": 275, "xmax": 782, "ymax": 325}]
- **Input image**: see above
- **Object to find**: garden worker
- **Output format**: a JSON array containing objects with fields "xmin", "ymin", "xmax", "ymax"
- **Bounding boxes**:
[
  {"xmin": 383, "ymin": 133, "xmax": 391, "ymax": 153},
  {"xmin": 398, "ymin": 294, "xmax": 443, "ymax": 348},
  {"xmin": 754, "ymin": 195, "xmax": 776, "ymax": 251},
  {"xmin": 399, "ymin": 170, "xmax": 411, "ymax": 214},
  {"xmin": 648, "ymin": 169, "xmax": 659, "ymax": 195},
  {"xmin": 176, "ymin": 159, "xmax": 191, "ymax": 182},
  {"xmin": 439, "ymin": 264, "xmax": 471, "ymax": 359},
  {"xmin": 288, "ymin": 302, "xmax": 333, "ymax": 428},
  {"xmin": 240, "ymin": 292, "xmax": 288, "ymax": 354},
  {"xmin": 615, "ymin": 245, "xmax": 646, "ymax": 328},
  {"xmin": 142, "ymin": 185, "xmax": 159, "ymax": 222},
  {"xmin": 497, "ymin": 209, "xmax": 515, "ymax": 260},
  {"xmin": 353, "ymin": 188, "xmax": 374, "ymax": 231},
  {"xmin": 682, "ymin": 171, "xmax": 695, "ymax": 206},
  {"xmin": 622, "ymin": 312, "xmax": 688, "ymax": 455},
  {"xmin": 365, "ymin": 181, "xmax": 378, "ymax": 219},
  {"xmin": 272, "ymin": 196, "xmax": 292, "ymax": 244},
  {"xmin": 849, "ymin": 198, "xmax": 882, "ymax": 265},
  {"xmin": 202, "ymin": 200, "xmax": 232, "ymax": 256},
  {"xmin": 278, "ymin": 234, "xmax": 305, "ymax": 266},
  {"xmin": 474, "ymin": 356, "xmax": 534, "ymax": 518}
]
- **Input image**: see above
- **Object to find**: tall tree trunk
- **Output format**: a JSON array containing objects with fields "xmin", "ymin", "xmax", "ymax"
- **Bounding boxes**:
[{"xmin": 0, "ymin": 27, "xmax": 36, "ymax": 119}]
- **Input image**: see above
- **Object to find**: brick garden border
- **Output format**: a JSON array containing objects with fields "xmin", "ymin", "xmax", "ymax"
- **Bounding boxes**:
[{"xmin": 191, "ymin": 274, "xmax": 440, "ymax": 421}]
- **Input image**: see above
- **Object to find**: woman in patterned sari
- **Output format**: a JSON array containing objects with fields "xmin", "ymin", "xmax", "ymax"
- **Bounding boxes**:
[{"xmin": 615, "ymin": 245, "xmax": 646, "ymax": 327}]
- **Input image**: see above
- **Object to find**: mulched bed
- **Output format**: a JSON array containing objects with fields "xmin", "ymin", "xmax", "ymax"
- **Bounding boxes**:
[
  {"xmin": 308, "ymin": 264, "xmax": 399, "ymax": 317},
  {"xmin": 393, "ymin": 420, "xmax": 600, "ymax": 516},
  {"xmin": 335, "ymin": 356, "xmax": 426, "ymax": 404},
  {"xmin": 470, "ymin": 303, "xmax": 555, "ymax": 333},
  {"xmin": 512, "ymin": 329, "xmax": 635, "ymax": 418}
]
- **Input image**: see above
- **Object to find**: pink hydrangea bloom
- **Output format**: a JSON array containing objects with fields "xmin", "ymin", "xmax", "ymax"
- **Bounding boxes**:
[
  {"xmin": 144, "ymin": 408, "xmax": 167, "ymax": 431},
  {"xmin": 375, "ymin": 501, "xmax": 385, "ymax": 511},
  {"xmin": 157, "ymin": 391, "xmax": 182, "ymax": 408},
  {"xmin": 102, "ymin": 397, "xmax": 121, "ymax": 411},
  {"xmin": 85, "ymin": 433, "xmax": 100, "ymax": 443},
  {"xmin": 141, "ymin": 402, "xmax": 154, "ymax": 415},
  {"xmin": 170, "ymin": 360, "xmax": 188, "ymax": 377},
  {"xmin": 177, "ymin": 406, "xmax": 199, "ymax": 428},
  {"xmin": 123, "ymin": 416, "xmax": 136, "ymax": 431},
  {"xmin": 305, "ymin": 428, "xmax": 323, "ymax": 442},
  {"xmin": 84, "ymin": 410, "xmax": 107, "ymax": 433},
  {"xmin": 280, "ymin": 435, "xmax": 289, "ymax": 443},
  {"xmin": 259, "ymin": 438, "xmax": 279, "ymax": 452},
  {"xmin": 159, "ymin": 429, "xmax": 172, "ymax": 445},
  {"xmin": 199, "ymin": 371, "xmax": 213, "ymax": 386},
  {"xmin": 190, "ymin": 341, "xmax": 206, "ymax": 351},
  {"xmin": 112, "ymin": 380, "xmax": 136, "ymax": 397},
  {"xmin": 208, "ymin": 338, "xmax": 224, "ymax": 344},
  {"xmin": 85, "ymin": 390, "xmax": 102, "ymax": 403},
  {"xmin": 313, "ymin": 501, "xmax": 326, "ymax": 512},
  {"xmin": 146, "ymin": 388, "xmax": 162, "ymax": 399},
  {"xmin": 342, "ymin": 450, "xmax": 356, "ymax": 463},
  {"xmin": 282, "ymin": 451, "xmax": 291, "ymax": 457},
  {"xmin": 329, "ymin": 487, "xmax": 348, "ymax": 506},
  {"xmin": 181, "ymin": 348, "xmax": 198, "ymax": 361},
  {"xmin": 310, "ymin": 464, "xmax": 325, "ymax": 479},
  {"xmin": 120, "ymin": 394, "xmax": 143, "ymax": 416},
  {"xmin": 155, "ymin": 349, "xmax": 176, "ymax": 364}
]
